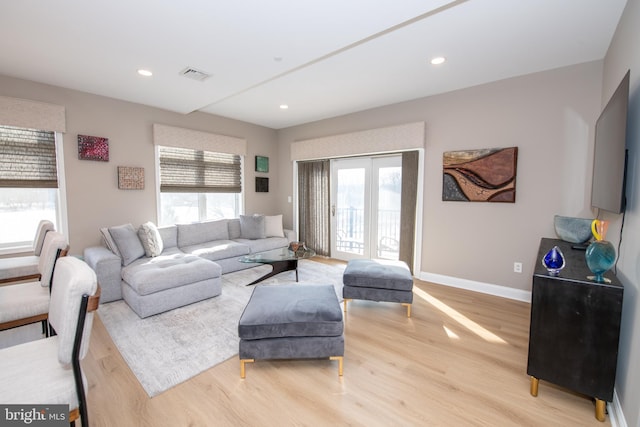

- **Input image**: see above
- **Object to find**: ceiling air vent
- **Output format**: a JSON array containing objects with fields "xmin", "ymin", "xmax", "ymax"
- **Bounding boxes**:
[{"xmin": 180, "ymin": 67, "xmax": 211, "ymax": 82}]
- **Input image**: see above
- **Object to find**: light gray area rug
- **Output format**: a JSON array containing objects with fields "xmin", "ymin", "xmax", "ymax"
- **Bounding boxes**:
[{"xmin": 98, "ymin": 259, "xmax": 345, "ymax": 398}]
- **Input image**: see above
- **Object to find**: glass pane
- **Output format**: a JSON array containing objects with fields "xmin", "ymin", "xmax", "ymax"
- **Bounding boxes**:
[
  {"xmin": 160, "ymin": 192, "xmax": 240, "ymax": 225},
  {"xmin": 0, "ymin": 188, "xmax": 58, "ymax": 248},
  {"xmin": 160, "ymin": 193, "xmax": 199, "ymax": 225},
  {"xmin": 377, "ymin": 166, "xmax": 401, "ymax": 260},
  {"xmin": 204, "ymin": 193, "xmax": 239, "ymax": 220},
  {"xmin": 336, "ymin": 168, "xmax": 365, "ymax": 255}
]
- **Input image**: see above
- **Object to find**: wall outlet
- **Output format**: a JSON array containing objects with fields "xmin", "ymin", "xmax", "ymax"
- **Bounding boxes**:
[{"xmin": 514, "ymin": 262, "xmax": 523, "ymax": 273}]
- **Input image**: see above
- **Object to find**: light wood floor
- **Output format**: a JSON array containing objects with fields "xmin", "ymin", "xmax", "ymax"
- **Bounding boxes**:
[{"xmin": 82, "ymin": 259, "xmax": 610, "ymax": 427}]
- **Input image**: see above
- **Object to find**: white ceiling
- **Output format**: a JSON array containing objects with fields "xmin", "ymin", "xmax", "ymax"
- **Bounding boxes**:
[{"xmin": 0, "ymin": 0, "xmax": 628, "ymax": 129}]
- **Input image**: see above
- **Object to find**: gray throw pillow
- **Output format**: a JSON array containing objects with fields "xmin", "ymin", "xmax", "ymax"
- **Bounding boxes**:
[
  {"xmin": 138, "ymin": 221, "xmax": 164, "ymax": 257},
  {"xmin": 100, "ymin": 227, "xmax": 121, "ymax": 258},
  {"xmin": 239, "ymin": 215, "xmax": 266, "ymax": 239},
  {"xmin": 108, "ymin": 223, "xmax": 145, "ymax": 266}
]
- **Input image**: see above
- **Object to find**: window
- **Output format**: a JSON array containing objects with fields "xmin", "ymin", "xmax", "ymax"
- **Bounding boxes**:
[
  {"xmin": 0, "ymin": 125, "xmax": 64, "ymax": 250},
  {"xmin": 157, "ymin": 146, "xmax": 242, "ymax": 225}
]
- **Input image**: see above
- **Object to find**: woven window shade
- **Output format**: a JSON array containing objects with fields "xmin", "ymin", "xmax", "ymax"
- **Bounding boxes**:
[
  {"xmin": 159, "ymin": 146, "xmax": 241, "ymax": 193},
  {"xmin": 0, "ymin": 125, "xmax": 58, "ymax": 188}
]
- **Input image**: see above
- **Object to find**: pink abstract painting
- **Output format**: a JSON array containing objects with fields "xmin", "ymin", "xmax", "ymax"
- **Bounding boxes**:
[{"xmin": 78, "ymin": 134, "xmax": 109, "ymax": 161}]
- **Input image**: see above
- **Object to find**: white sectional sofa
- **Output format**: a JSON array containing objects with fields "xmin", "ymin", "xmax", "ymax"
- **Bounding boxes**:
[{"xmin": 83, "ymin": 215, "xmax": 295, "ymax": 318}]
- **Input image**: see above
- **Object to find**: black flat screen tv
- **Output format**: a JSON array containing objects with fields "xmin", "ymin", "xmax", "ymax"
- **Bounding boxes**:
[{"xmin": 591, "ymin": 70, "xmax": 630, "ymax": 214}]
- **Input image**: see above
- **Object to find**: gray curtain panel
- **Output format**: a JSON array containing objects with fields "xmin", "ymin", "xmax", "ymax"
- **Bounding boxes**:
[
  {"xmin": 298, "ymin": 160, "xmax": 330, "ymax": 256},
  {"xmin": 399, "ymin": 151, "xmax": 419, "ymax": 273}
]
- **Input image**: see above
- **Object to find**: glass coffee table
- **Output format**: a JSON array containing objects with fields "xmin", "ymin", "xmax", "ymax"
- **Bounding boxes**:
[{"xmin": 239, "ymin": 246, "xmax": 316, "ymax": 285}]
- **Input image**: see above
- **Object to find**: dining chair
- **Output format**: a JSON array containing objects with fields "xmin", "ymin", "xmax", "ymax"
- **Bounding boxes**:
[
  {"xmin": 0, "ymin": 231, "xmax": 68, "ymax": 334},
  {"xmin": 0, "ymin": 257, "xmax": 100, "ymax": 427},
  {"xmin": 0, "ymin": 219, "xmax": 55, "ymax": 284}
]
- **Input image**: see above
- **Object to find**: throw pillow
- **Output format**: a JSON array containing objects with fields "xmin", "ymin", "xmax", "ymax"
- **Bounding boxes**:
[
  {"xmin": 100, "ymin": 227, "xmax": 121, "ymax": 257},
  {"xmin": 108, "ymin": 223, "xmax": 145, "ymax": 266},
  {"xmin": 138, "ymin": 221, "xmax": 164, "ymax": 257},
  {"xmin": 239, "ymin": 214, "xmax": 266, "ymax": 239},
  {"xmin": 264, "ymin": 214, "xmax": 284, "ymax": 237}
]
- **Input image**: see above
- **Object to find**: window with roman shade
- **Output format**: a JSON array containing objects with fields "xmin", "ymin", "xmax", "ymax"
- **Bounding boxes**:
[
  {"xmin": 0, "ymin": 125, "xmax": 58, "ymax": 188},
  {"xmin": 158, "ymin": 146, "xmax": 241, "ymax": 193}
]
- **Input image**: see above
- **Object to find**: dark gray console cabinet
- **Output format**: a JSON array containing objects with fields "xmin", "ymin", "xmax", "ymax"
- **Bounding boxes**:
[{"xmin": 527, "ymin": 238, "xmax": 623, "ymax": 421}]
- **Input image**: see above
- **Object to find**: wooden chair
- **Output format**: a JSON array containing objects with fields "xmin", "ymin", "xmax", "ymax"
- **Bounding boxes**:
[
  {"xmin": 0, "ymin": 257, "xmax": 100, "ymax": 427},
  {"xmin": 0, "ymin": 220, "xmax": 55, "ymax": 285},
  {"xmin": 0, "ymin": 231, "xmax": 68, "ymax": 334}
]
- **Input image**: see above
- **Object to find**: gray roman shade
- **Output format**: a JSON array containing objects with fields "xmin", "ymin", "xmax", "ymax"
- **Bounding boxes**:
[
  {"xmin": 159, "ymin": 146, "xmax": 241, "ymax": 193},
  {"xmin": 0, "ymin": 125, "xmax": 58, "ymax": 188}
]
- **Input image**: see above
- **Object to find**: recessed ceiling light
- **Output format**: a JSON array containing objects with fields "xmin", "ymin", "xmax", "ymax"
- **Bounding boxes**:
[
  {"xmin": 137, "ymin": 69, "xmax": 153, "ymax": 77},
  {"xmin": 430, "ymin": 57, "xmax": 446, "ymax": 65},
  {"xmin": 280, "ymin": 104, "xmax": 289, "ymax": 110}
]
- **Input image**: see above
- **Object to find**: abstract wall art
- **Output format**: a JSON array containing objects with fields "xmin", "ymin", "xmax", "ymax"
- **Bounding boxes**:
[
  {"xmin": 255, "ymin": 155, "xmax": 269, "ymax": 173},
  {"xmin": 255, "ymin": 177, "xmax": 269, "ymax": 192},
  {"xmin": 118, "ymin": 166, "xmax": 145, "ymax": 190},
  {"xmin": 78, "ymin": 134, "xmax": 109, "ymax": 161},
  {"xmin": 442, "ymin": 147, "xmax": 518, "ymax": 203}
]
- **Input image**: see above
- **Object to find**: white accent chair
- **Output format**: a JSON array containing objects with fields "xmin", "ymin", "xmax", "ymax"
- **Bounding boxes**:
[
  {"xmin": 0, "ymin": 220, "xmax": 55, "ymax": 284},
  {"xmin": 0, "ymin": 231, "xmax": 68, "ymax": 334},
  {"xmin": 0, "ymin": 257, "xmax": 100, "ymax": 427}
]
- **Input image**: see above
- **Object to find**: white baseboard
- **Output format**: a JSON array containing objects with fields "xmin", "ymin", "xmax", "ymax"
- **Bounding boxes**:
[
  {"xmin": 609, "ymin": 389, "xmax": 627, "ymax": 427},
  {"xmin": 419, "ymin": 272, "xmax": 532, "ymax": 303}
]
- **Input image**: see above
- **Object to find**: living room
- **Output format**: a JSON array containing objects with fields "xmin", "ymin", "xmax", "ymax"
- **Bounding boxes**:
[{"xmin": 1, "ymin": 1, "xmax": 639, "ymax": 426}]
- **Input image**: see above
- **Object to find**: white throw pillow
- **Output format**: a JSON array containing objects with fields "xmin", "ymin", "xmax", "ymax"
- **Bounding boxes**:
[
  {"xmin": 138, "ymin": 221, "xmax": 164, "ymax": 257},
  {"xmin": 264, "ymin": 214, "xmax": 284, "ymax": 237}
]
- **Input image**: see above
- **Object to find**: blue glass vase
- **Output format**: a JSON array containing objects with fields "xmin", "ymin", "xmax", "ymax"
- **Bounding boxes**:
[
  {"xmin": 585, "ymin": 240, "xmax": 616, "ymax": 283},
  {"xmin": 542, "ymin": 245, "xmax": 565, "ymax": 276},
  {"xmin": 585, "ymin": 219, "xmax": 616, "ymax": 284}
]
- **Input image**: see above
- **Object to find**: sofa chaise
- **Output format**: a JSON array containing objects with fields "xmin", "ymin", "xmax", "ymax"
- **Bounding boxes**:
[{"xmin": 84, "ymin": 215, "xmax": 295, "ymax": 317}]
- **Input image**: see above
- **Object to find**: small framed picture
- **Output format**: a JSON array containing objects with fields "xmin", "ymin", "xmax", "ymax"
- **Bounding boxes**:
[
  {"xmin": 78, "ymin": 135, "xmax": 109, "ymax": 161},
  {"xmin": 118, "ymin": 166, "xmax": 145, "ymax": 190},
  {"xmin": 255, "ymin": 177, "xmax": 269, "ymax": 192},
  {"xmin": 255, "ymin": 156, "xmax": 269, "ymax": 173}
]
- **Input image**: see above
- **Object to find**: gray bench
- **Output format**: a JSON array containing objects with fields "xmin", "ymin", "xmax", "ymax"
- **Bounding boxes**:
[
  {"xmin": 238, "ymin": 284, "xmax": 344, "ymax": 378},
  {"xmin": 342, "ymin": 259, "xmax": 414, "ymax": 317}
]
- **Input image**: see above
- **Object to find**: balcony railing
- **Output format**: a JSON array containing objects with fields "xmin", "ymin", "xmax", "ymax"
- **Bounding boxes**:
[{"xmin": 335, "ymin": 207, "xmax": 400, "ymax": 259}]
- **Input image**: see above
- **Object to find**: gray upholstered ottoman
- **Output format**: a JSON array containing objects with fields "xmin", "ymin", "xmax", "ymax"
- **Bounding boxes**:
[
  {"xmin": 238, "ymin": 284, "xmax": 344, "ymax": 378},
  {"xmin": 343, "ymin": 259, "xmax": 414, "ymax": 317}
]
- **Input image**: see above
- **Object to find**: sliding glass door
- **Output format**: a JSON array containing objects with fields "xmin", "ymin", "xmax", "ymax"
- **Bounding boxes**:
[{"xmin": 330, "ymin": 155, "xmax": 401, "ymax": 261}]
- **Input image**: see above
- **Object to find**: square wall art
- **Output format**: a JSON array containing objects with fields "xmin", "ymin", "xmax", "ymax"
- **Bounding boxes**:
[
  {"xmin": 78, "ymin": 134, "xmax": 109, "ymax": 161},
  {"xmin": 255, "ymin": 156, "xmax": 269, "ymax": 173},
  {"xmin": 442, "ymin": 147, "xmax": 518, "ymax": 203},
  {"xmin": 255, "ymin": 177, "xmax": 269, "ymax": 192},
  {"xmin": 118, "ymin": 166, "xmax": 145, "ymax": 190}
]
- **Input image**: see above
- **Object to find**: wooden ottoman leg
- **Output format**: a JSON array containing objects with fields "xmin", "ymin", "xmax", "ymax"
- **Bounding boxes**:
[
  {"xmin": 402, "ymin": 303, "xmax": 411, "ymax": 318},
  {"xmin": 330, "ymin": 356, "xmax": 344, "ymax": 376},
  {"xmin": 240, "ymin": 358, "xmax": 254, "ymax": 379},
  {"xmin": 343, "ymin": 299, "xmax": 351, "ymax": 313}
]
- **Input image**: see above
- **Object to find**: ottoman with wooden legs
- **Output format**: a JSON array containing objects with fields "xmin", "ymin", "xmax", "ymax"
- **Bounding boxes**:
[
  {"xmin": 342, "ymin": 259, "xmax": 414, "ymax": 317},
  {"xmin": 238, "ymin": 284, "xmax": 344, "ymax": 378}
]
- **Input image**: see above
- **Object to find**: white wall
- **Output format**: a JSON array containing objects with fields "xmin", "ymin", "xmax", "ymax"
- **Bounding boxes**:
[
  {"xmin": 277, "ymin": 61, "xmax": 603, "ymax": 293},
  {"xmin": 601, "ymin": 0, "xmax": 640, "ymax": 425},
  {"xmin": 0, "ymin": 75, "xmax": 280, "ymax": 256}
]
